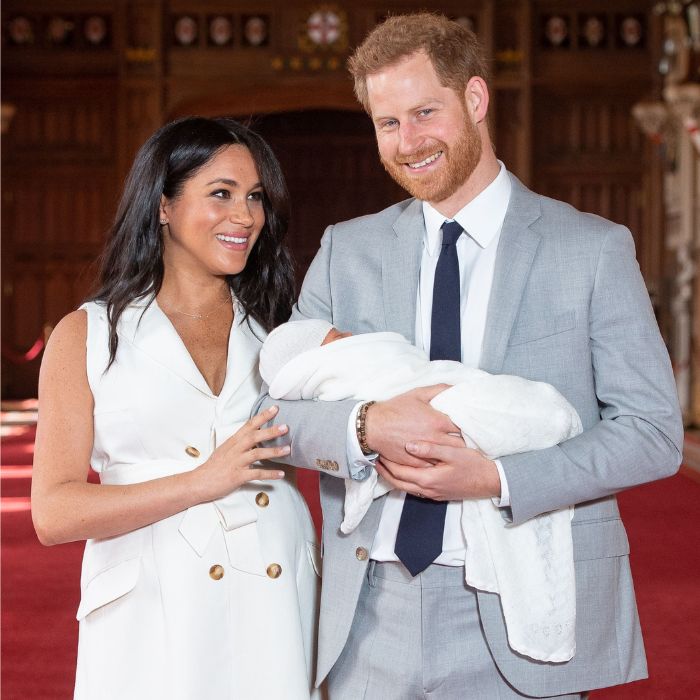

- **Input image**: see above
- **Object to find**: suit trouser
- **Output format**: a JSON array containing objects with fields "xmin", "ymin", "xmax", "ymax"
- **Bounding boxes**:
[{"xmin": 327, "ymin": 561, "xmax": 585, "ymax": 700}]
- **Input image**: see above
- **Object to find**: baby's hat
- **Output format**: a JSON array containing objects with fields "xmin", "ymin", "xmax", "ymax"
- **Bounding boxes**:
[{"xmin": 260, "ymin": 319, "xmax": 334, "ymax": 386}]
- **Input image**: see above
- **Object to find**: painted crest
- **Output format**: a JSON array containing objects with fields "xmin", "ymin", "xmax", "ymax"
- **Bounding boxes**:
[{"xmin": 299, "ymin": 5, "xmax": 347, "ymax": 52}]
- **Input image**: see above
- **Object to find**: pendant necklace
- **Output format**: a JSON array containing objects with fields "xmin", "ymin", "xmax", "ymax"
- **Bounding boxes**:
[{"xmin": 160, "ymin": 294, "xmax": 231, "ymax": 320}]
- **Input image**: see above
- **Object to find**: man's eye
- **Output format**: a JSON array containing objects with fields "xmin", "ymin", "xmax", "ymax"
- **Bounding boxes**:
[{"xmin": 418, "ymin": 109, "xmax": 434, "ymax": 117}]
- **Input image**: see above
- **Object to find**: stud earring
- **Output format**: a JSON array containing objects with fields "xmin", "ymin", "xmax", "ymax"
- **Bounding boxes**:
[{"xmin": 160, "ymin": 219, "xmax": 168, "ymax": 225}]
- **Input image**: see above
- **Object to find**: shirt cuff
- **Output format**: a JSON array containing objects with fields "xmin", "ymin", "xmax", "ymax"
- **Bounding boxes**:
[
  {"xmin": 346, "ymin": 401, "xmax": 377, "ymax": 481},
  {"xmin": 491, "ymin": 459, "xmax": 511, "ymax": 507}
]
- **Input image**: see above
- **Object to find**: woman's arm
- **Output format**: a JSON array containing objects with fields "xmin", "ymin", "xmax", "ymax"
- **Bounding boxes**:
[{"xmin": 31, "ymin": 310, "xmax": 289, "ymax": 546}]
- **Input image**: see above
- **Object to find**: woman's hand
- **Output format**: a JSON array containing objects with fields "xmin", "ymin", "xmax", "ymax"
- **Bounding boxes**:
[{"xmin": 193, "ymin": 405, "xmax": 290, "ymax": 502}]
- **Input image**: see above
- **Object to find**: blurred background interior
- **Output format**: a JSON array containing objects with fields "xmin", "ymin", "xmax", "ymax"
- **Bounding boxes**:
[
  {"xmin": 1, "ymin": 2, "xmax": 699, "ymax": 697},
  {"xmin": 1, "ymin": 0, "xmax": 699, "ymax": 421}
]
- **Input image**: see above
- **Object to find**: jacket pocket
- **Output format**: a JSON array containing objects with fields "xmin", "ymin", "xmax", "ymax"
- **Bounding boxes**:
[
  {"xmin": 572, "ymin": 518, "xmax": 630, "ymax": 561},
  {"xmin": 76, "ymin": 529, "xmax": 144, "ymax": 620},
  {"xmin": 508, "ymin": 310, "xmax": 576, "ymax": 346}
]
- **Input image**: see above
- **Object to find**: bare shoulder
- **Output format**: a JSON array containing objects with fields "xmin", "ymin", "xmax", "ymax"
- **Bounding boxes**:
[{"xmin": 39, "ymin": 309, "xmax": 89, "ymax": 396}]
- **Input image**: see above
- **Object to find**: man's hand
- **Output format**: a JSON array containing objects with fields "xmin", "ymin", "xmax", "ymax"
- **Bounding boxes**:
[
  {"xmin": 364, "ymin": 385, "xmax": 463, "ymax": 468},
  {"xmin": 375, "ymin": 442, "xmax": 502, "ymax": 501}
]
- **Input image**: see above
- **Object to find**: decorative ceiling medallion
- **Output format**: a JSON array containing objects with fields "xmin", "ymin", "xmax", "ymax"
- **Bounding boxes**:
[
  {"xmin": 455, "ymin": 16, "xmax": 476, "ymax": 33},
  {"xmin": 580, "ymin": 15, "xmax": 606, "ymax": 48},
  {"xmin": 47, "ymin": 16, "xmax": 74, "ymax": 45},
  {"xmin": 543, "ymin": 15, "xmax": 569, "ymax": 48},
  {"xmin": 299, "ymin": 5, "xmax": 348, "ymax": 53},
  {"xmin": 208, "ymin": 15, "xmax": 233, "ymax": 47},
  {"xmin": 618, "ymin": 15, "xmax": 644, "ymax": 47},
  {"xmin": 8, "ymin": 16, "xmax": 34, "ymax": 45},
  {"xmin": 84, "ymin": 15, "xmax": 108, "ymax": 46},
  {"xmin": 174, "ymin": 15, "xmax": 198, "ymax": 47},
  {"xmin": 243, "ymin": 15, "xmax": 269, "ymax": 47}
]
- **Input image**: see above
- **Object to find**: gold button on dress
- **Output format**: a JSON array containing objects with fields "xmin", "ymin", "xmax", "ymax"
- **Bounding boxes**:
[
  {"xmin": 185, "ymin": 445, "xmax": 200, "ymax": 458},
  {"xmin": 266, "ymin": 563, "xmax": 282, "ymax": 579},
  {"xmin": 255, "ymin": 492, "xmax": 270, "ymax": 507},
  {"xmin": 209, "ymin": 564, "xmax": 224, "ymax": 580}
]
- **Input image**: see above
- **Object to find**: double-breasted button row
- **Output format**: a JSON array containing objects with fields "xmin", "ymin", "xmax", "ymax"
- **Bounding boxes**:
[
  {"xmin": 356, "ymin": 547, "xmax": 368, "ymax": 561},
  {"xmin": 209, "ymin": 562, "xmax": 282, "ymax": 580}
]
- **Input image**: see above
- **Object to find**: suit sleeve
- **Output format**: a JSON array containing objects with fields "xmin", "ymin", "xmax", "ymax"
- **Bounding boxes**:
[
  {"xmin": 253, "ymin": 225, "xmax": 358, "ymax": 478},
  {"xmin": 499, "ymin": 225, "xmax": 683, "ymax": 524}
]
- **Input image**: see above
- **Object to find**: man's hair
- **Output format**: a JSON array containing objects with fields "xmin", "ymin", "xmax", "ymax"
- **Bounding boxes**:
[{"xmin": 348, "ymin": 13, "xmax": 489, "ymax": 112}]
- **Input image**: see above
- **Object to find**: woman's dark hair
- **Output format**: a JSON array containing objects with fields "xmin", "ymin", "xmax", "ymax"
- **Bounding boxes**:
[{"xmin": 91, "ymin": 116, "xmax": 295, "ymax": 365}]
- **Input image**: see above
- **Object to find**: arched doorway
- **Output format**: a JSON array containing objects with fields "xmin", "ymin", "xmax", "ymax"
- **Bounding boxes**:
[{"xmin": 241, "ymin": 109, "xmax": 407, "ymax": 285}]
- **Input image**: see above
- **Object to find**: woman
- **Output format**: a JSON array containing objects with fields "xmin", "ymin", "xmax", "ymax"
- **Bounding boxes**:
[{"xmin": 31, "ymin": 117, "xmax": 321, "ymax": 699}]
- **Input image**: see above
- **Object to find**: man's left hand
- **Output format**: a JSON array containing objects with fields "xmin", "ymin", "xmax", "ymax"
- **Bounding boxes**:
[{"xmin": 374, "ymin": 441, "xmax": 501, "ymax": 501}]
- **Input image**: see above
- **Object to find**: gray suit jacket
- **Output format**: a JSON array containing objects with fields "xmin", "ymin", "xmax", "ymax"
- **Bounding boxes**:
[{"xmin": 258, "ymin": 174, "xmax": 683, "ymax": 696}]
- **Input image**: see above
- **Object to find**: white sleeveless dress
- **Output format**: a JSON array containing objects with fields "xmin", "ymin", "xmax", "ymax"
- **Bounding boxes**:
[{"xmin": 74, "ymin": 298, "xmax": 321, "ymax": 700}]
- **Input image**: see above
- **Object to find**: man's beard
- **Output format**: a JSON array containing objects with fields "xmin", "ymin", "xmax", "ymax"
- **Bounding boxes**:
[{"xmin": 380, "ymin": 116, "xmax": 482, "ymax": 203}]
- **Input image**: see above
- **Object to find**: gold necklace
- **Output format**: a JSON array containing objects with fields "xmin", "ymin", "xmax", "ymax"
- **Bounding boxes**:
[{"xmin": 159, "ymin": 294, "xmax": 231, "ymax": 320}]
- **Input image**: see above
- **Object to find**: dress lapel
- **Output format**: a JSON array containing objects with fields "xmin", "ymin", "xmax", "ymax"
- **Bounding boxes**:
[
  {"xmin": 217, "ymin": 306, "xmax": 263, "ymax": 405},
  {"xmin": 480, "ymin": 175, "xmax": 543, "ymax": 374},
  {"xmin": 121, "ymin": 296, "xmax": 219, "ymax": 397},
  {"xmin": 382, "ymin": 199, "xmax": 423, "ymax": 342}
]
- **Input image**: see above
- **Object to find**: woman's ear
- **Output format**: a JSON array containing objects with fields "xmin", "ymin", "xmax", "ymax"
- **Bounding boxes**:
[{"xmin": 159, "ymin": 195, "xmax": 169, "ymax": 226}]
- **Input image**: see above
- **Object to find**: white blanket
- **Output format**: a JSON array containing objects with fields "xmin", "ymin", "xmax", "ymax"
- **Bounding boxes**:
[{"xmin": 264, "ymin": 331, "xmax": 582, "ymax": 662}]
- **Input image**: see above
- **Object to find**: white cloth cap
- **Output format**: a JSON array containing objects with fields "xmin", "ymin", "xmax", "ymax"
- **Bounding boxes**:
[{"xmin": 259, "ymin": 319, "xmax": 334, "ymax": 386}]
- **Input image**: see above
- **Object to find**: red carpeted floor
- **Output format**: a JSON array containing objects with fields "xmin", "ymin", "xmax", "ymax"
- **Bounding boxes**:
[{"xmin": 2, "ymin": 404, "xmax": 699, "ymax": 698}]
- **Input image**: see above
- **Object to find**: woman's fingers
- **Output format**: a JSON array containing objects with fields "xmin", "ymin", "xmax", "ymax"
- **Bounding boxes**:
[
  {"xmin": 246, "ymin": 404, "xmax": 280, "ymax": 430},
  {"xmin": 253, "ymin": 423, "xmax": 288, "ymax": 444},
  {"xmin": 245, "ymin": 459, "xmax": 288, "ymax": 482},
  {"xmin": 249, "ymin": 445, "xmax": 290, "ymax": 463}
]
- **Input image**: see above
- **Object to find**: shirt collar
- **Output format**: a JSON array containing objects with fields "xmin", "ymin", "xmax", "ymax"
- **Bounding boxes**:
[{"xmin": 421, "ymin": 161, "xmax": 511, "ymax": 256}]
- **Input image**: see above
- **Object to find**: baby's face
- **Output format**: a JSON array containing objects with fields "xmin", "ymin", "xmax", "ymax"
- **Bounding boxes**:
[{"xmin": 321, "ymin": 328, "xmax": 353, "ymax": 345}]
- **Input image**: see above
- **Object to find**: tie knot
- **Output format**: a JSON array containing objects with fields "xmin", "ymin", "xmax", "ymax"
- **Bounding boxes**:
[{"xmin": 441, "ymin": 220, "xmax": 463, "ymax": 246}]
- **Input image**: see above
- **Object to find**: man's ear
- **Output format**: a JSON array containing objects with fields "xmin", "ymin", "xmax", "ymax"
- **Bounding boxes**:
[{"xmin": 464, "ymin": 76, "xmax": 489, "ymax": 124}]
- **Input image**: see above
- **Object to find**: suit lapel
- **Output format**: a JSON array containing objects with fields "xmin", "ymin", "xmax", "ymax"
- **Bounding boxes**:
[
  {"xmin": 480, "ymin": 175, "xmax": 543, "ymax": 374},
  {"xmin": 382, "ymin": 199, "xmax": 423, "ymax": 342}
]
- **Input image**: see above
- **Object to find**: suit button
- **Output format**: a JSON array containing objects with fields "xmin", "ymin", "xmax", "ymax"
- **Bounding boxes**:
[
  {"xmin": 255, "ymin": 492, "xmax": 269, "ymax": 507},
  {"xmin": 266, "ymin": 563, "xmax": 282, "ymax": 579},
  {"xmin": 209, "ymin": 564, "xmax": 224, "ymax": 580},
  {"xmin": 355, "ymin": 547, "xmax": 368, "ymax": 561},
  {"xmin": 185, "ymin": 446, "xmax": 200, "ymax": 458}
]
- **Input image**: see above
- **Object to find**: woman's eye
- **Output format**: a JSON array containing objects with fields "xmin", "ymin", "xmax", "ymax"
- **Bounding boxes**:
[
  {"xmin": 248, "ymin": 191, "xmax": 263, "ymax": 202},
  {"xmin": 212, "ymin": 189, "xmax": 230, "ymax": 199}
]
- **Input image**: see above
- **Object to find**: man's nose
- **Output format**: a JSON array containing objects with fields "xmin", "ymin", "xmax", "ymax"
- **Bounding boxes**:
[{"xmin": 398, "ymin": 122, "xmax": 423, "ymax": 155}]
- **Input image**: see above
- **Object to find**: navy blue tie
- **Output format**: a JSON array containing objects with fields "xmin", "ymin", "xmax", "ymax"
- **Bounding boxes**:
[{"xmin": 395, "ymin": 220, "xmax": 463, "ymax": 576}]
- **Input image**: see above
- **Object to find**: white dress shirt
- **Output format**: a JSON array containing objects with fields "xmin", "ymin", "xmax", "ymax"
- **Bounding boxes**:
[{"xmin": 347, "ymin": 163, "xmax": 513, "ymax": 565}]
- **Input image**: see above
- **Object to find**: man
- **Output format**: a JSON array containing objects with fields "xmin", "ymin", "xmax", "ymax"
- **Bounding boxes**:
[{"xmin": 258, "ymin": 12, "xmax": 682, "ymax": 699}]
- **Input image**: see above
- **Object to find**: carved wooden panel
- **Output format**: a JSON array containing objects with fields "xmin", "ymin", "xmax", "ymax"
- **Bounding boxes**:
[
  {"xmin": 2, "ymin": 80, "xmax": 117, "ymax": 163},
  {"xmin": 532, "ymin": 87, "xmax": 661, "ymax": 299},
  {"xmin": 250, "ymin": 110, "xmax": 407, "ymax": 283}
]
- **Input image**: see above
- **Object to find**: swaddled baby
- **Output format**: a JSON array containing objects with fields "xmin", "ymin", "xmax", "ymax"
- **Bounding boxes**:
[{"xmin": 260, "ymin": 319, "xmax": 582, "ymax": 663}]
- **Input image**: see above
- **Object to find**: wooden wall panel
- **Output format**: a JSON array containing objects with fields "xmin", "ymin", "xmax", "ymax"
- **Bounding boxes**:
[{"xmin": 1, "ymin": 0, "xmax": 665, "ymax": 398}]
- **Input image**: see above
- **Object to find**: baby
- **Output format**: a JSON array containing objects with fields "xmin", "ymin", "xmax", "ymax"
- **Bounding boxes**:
[{"xmin": 260, "ymin": 319, "xmax": 582, "ymax": 663}]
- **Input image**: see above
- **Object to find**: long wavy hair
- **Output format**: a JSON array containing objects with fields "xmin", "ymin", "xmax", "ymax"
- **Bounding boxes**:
[{"xmin": 90, "ymin": 116, "xmax": 295, "ymax": 366}]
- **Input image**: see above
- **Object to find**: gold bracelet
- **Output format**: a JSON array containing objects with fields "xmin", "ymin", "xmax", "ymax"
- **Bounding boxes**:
[{"xmin": 355, "ymin": 401, "xmax": 376, "ymax": 456}]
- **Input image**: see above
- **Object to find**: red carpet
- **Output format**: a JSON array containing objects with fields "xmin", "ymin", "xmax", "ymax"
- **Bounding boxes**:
[{"xmin": 2, "ymin": 405, "xmax": 699, "ymax": 698}]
